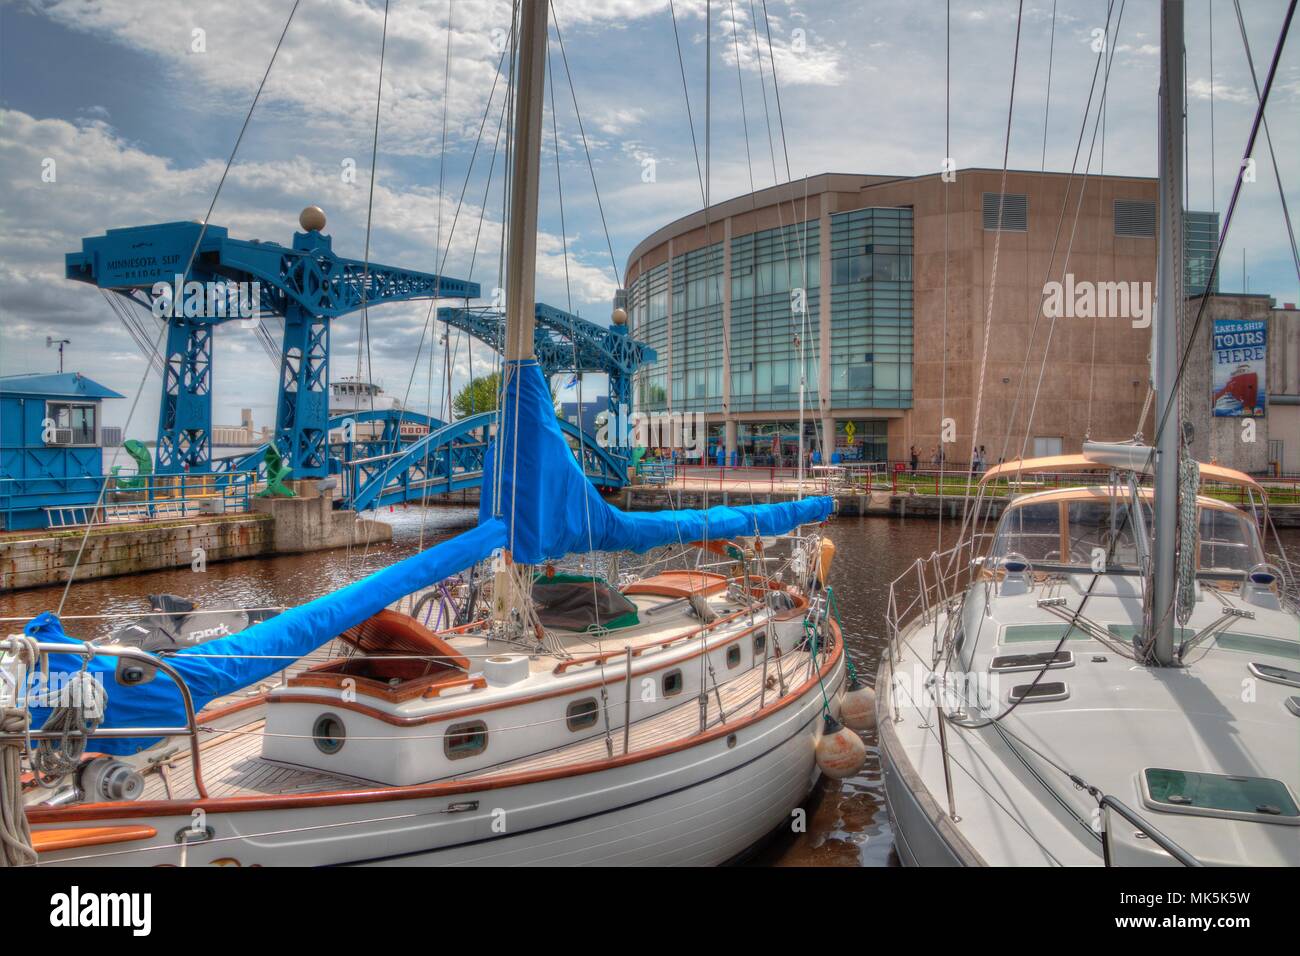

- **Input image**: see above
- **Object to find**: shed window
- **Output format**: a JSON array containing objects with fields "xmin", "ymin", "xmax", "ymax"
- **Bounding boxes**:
[{"xmin": 45, "ymin": 402, "xmax": 97, "ymax": 445}]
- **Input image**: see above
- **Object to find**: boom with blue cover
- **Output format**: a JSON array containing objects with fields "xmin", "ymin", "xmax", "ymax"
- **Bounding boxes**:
[
  {"xmin": 25, "ymin": 520, "xmax": 507, "ymax": 754},
  {"xmin": 481, "ymin": 360, "xmax": 832, "ymax": 563}
]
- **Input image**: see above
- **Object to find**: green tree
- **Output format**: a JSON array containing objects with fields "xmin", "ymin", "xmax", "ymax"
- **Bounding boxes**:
[{"xmin": 453, "ymin": 371, "xmax": 501, "ymax": 418}]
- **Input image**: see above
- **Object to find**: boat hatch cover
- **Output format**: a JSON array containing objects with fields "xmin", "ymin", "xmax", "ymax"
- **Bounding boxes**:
[
  {"xmin": 1142, "ymin": 769, "xmax": 1300, "ymax": 824},
  {"xmin": 1246, "ymin": 662, "xmax": 1300, "ymax": 689},
  {"xmin": 990, "ymin": 651, "xmax": 1074, "ymax": 673},
  {"xmin": 1008, "ymin": 681, "xmax": 1069, "ymax": 703}
]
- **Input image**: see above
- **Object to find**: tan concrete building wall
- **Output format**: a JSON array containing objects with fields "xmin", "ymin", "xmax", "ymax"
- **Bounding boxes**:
[
  {"xmin": 1267, "ymin": 306, "xmax": 1299, "ymax": 475},
  {"xmin": 626, "ymin": 169, "xmax": 1158, "ymax": 465}
]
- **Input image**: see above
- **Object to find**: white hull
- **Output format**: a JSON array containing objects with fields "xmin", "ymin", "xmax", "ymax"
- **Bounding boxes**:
[{"xmin": 33, "ymin": 656, "xmax": 842, "ymax": 867}]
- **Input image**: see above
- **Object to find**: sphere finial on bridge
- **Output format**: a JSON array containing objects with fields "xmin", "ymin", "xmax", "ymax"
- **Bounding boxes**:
[
  {"xmin": 299, "ymin": 205, "xmax": 327, "ymax": 232},
  {"xmin": 611, "ymin": 307, "xmax": 628, "ymax": 326}
]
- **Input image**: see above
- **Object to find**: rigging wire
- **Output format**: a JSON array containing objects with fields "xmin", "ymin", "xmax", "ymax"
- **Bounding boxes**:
[
  {"xmin": 549, "ymin": 2, "xmax": 622, "ymax": 288},
  {"xmin": 1141, "ymin": 0, "xmax": 1296, "ymax": 486},
  {"xmin": 1232, "ymin": 0, "xmax": 1300, "ymax": 282},
  {"xmin": 417, "ymin": 0, "xmax": 457, "ymax": 557},
  {"xmin": 952, "ymin": 0, "xmax": 1025, "ymax": 539},
  {"xmin": 1012, "ymin": 0, "xmax": 1125, "ymax": 464},
  {"xmin": 937, "ymin": 0, "xmax": 951, "ymax": 550},
  {"xmin": 56, "ymin": 0, "xmax": 304, "ymax": 616},
  {"xmin": 669, "ymin": 0, "xmax": 707, "ymax": 206},
  {"xmin": 1040, "ymin": 0, "xmax": 1057, "ymax": 172},
  {"xmin": 348, "ymin": 0, "xmax": 392, "ymax": 574}
]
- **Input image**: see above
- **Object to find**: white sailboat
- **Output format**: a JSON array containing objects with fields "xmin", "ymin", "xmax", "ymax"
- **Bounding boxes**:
[
  {"xmin": 877, "ymin": 1, "xmax": 1299, "ymax": 867},
  {"xmin": 0, "ymin": 1, "xmax": 864, "ymax": 868}
]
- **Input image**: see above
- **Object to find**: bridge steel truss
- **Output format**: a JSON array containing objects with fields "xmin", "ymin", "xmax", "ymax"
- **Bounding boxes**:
[
  {"xmin": 66, "ymin": 220, "xmax": 478, "ymax": 477},
  {"xmin": 65, "ymin": 223, "xmax": 656, "ymax": 503}
]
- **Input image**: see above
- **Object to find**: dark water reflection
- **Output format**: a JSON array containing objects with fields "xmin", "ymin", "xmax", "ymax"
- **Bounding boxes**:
[{"xmin": 4, "ymin": 506, "xmax": 1297, "ymax": 867}]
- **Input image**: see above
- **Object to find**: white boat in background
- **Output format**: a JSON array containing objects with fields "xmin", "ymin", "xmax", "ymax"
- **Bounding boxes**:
[
  {"xmin": 877, "ymin": 0, "xmax": 1300, "ymax": 868},
  {"xmin": 878, "ymin": 453, "xmax": 1300, "ymax": 866},
  {"xmin": 330, "ymin": 377, "xmax": 429, "ymax": 441}
]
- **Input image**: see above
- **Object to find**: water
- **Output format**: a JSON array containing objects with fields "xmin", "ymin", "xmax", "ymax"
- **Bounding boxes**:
[{"xmin": 4, "ymin": 507, "xmax": 1296, "ymax": 866}]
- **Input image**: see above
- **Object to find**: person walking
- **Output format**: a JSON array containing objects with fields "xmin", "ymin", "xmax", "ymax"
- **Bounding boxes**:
[{"xmin": 910, "ymin": 445, "xmax": 919, "ymax": 473}]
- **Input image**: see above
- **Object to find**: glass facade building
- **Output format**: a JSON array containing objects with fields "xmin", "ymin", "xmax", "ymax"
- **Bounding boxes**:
[
  {"xmin": 828, "ymin": 208, "xmax": 913, "ymax": 408},
  {"xmin": 1185, "ymin": 210, "xmax": 1221, "ymax": 296},
  {"xmin": 626, "ymin": 170, "xmax": 1175, "ymax": 468}
]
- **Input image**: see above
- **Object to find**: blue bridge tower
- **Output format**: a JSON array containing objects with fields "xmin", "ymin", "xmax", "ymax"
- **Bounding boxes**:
[{"xmin": 66, "ymin": 207, "xmax": 479, "ymax": 479}]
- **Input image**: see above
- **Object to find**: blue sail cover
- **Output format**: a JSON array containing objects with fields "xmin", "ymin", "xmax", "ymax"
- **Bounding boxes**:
[
  {"xmin": 481, "ymin": 360, "xmax": 832, "ymax": 563},
  {"xmin": 22, "ymin": 359, "xmax": 828, "ymax": 752},
  {"xmin": 26, "ymin": 519, "xmax": 506, "ymax": 753}
]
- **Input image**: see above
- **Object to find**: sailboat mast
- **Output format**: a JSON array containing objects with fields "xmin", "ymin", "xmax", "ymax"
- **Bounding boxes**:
[
  {"xmin": 1151, "ymin": 0, "xmax": 1184, "ymax": 666},
  {"xmin": 503, "ymin": 0, "xmax": 549, "ymax": 362}
]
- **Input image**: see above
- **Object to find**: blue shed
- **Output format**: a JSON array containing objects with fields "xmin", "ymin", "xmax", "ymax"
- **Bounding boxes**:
[{"xmin": 0, "ymin": 372, "xmax": 124, "ymax": 531}]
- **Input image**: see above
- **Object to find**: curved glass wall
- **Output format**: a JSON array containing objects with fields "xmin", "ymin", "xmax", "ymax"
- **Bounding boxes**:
[
  {"xmin": 829, "ymin": 207, "xmax": 913, "ymax": 407},
  {"xmin": 729, "ymin": 221, "xmax": 820, "ymax": 414}
]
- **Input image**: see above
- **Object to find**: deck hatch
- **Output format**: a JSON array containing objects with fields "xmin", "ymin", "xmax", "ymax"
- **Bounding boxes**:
[
  {"xmin": 1213, "ymin": 633, "xmax": 1300, "ymax": 662},
  {"xmin": 1008, "ymin": 681, "xmax": 1069, "ymax": 702},
  {"xmin": 1142, "ymin": 768, "xmax": 1299, "ymax": 824},
  {"xmin": 1001, "ymin": 624, "xmax": 1090, "ymax": 644},
  {"xmin": 1246, "ymin": 662, "xmax": 1300, "ymax": 688},
  {"xmin": 991, "ymin": 651, "xmax": 1073, "ymax": 673}
]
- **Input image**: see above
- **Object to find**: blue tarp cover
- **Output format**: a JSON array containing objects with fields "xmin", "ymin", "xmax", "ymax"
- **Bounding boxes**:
[
  {"xmin": 481, "ymin": 361, "xmax": 832, "ymax": 563},
  {"xmin": 27, "ymin": 519, "xmax": 506, "ymax": 753},
  {"xmin": 25, "ymin": 358, "xmax": 829, "ymax": 751}
]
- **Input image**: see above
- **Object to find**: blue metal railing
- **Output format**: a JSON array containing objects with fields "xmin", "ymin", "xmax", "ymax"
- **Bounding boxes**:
[{"xmin": 0, "ymin": 470, "xmax": 258, "ymax": 529}]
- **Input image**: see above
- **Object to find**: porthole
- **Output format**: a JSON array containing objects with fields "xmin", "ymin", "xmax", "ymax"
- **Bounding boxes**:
[
  {"xmin": 313, "ymin": 713, "xmax": 346, "ymax": 755},
  {"xmin": 444, "ymin": 720, "xmax": 489, "ymax": 760},
  {"xmin": 726, "ymin": 733, "xmax": 738, "ymax": 749},
  {"xmin": 566, "ymin": 698, "xmax": 600, "ymax": 731},
  {"xmin": 663, "ymin": 669, "xmax": 684, "ymax": 697},
  {"xmin": 726, "ymin": 645, "xmax": 742, "ymax": 669},
  {"xmin": 753, "ymin": 632, "xmax": 767, "ymax": 656}
]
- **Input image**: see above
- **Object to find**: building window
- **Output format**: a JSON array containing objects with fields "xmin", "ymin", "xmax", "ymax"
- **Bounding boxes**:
[
  {"xmin": 1032, "ymin": 436, "xmax": 1064, "ymax": 458},
  {"xmin": 44, "ymin": 402, "xmax": 97, "ymax": 445},
  {"xmin": 444, "ymin": 721, "xmax": 488, "ymax": 760},
  {"xmin": 1114, "ymin": 199, "xmax": 1156, "ymax": 238},
  {"xmin": 726, "ymin": 645, "xmax": 742, "ymax": 669},
  {"xmin": 982, "ymin": 193, "xmax": 1028, "ymax": 231},
  {"xmin": 663, "ymin": 669, "xmax": 684, "ymax": 697},
  {"xmin": 566, "ymin": 698, "xmax": 600, "ymax": 732}
]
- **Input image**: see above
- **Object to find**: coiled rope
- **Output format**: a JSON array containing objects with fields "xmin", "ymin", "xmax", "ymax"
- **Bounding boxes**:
[{"xmin": 1, "ymin": 636, "xmax": 39, "ymax": 867}]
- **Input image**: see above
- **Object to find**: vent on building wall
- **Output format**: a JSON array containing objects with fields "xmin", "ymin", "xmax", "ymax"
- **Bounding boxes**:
[
  {"xmin": 101, "ymin": 426, "xmax": 123, "ymax": 447},
  {"xmin": 1114, "ymin": 199, "xmax": 1156, "ymax": 238},
  {"xmin": 982, "ymin": 193, "xmax": 1028, "ymax": 232}
]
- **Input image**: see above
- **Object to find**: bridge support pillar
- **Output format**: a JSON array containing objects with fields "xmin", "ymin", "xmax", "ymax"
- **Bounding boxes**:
[
  {"xmin": 156, "ymin": 319, "xmax": 213, "ymax": 473},
  {"xmin": 275, "ymin": 302, "xmax": 331, "ymax": 479}
]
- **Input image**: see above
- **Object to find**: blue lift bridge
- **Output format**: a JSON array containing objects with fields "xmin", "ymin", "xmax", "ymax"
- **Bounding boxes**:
[{"xmin": 65, "ymin": 210, "xmax": 655, "ymax": 511}]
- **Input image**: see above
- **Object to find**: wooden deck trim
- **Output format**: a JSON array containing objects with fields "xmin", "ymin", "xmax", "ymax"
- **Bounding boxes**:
[
  {"xmin": 268, "ymin": 616, "xmax": 775, "ymax": 727},
  {"xmin": 32, "ymin": 825, "xmax": 158, "ymax": 853}
]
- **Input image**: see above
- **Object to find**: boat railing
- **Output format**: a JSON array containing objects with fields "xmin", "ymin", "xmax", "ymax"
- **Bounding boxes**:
[
  {"xmin": 885, "ymin": 535, "xmax": 991, "ymax": 664},
  {"xmin": 1098, "ymin": 794, "xmax": 1201, "ymax": 867},
  {"xmin": 0, "ymin": 637, "xmax": 209, "ymax": 799}
]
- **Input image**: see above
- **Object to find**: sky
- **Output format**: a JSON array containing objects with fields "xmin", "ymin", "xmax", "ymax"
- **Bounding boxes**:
[{"xmin": 1, "ymin": 0, "xmax": 1297, "ymax": 440}]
